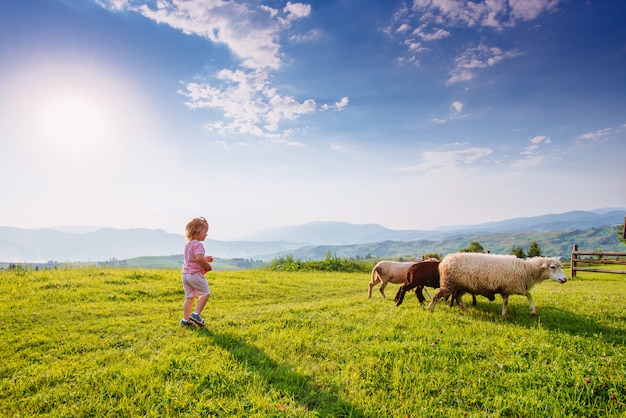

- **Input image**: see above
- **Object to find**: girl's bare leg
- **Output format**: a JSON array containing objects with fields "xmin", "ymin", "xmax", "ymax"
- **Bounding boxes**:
[
  {"xmin": 195, "ymin": 294, "xmax": 210, "ymax": 315},
  {"xmin": 183, "ymin": 297, "xmax": 195, "ymax": 320}
]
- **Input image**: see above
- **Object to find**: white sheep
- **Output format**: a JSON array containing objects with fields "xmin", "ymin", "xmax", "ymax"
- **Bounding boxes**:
[
  {"xmin": 368, "ymin": 260, "xmax": 416, "ymax": 299},
  {"xmin": 427, "ymin": 253, "xmax": 567, "ymax": 315}
]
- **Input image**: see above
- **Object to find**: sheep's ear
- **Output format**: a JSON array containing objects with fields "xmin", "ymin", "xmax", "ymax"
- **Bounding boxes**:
[
  {"xmin": 557, "ymin": 256, "xmax": 562, "ymax": 262},
  {"xmin": 540, "ymin": 262, "xmax": 547, "ymax": 268}
]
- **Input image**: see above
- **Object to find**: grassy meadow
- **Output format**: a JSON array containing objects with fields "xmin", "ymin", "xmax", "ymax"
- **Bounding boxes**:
[{"xmin": 1, "ymin": 266, "xmax": 625, "ymax": 417}]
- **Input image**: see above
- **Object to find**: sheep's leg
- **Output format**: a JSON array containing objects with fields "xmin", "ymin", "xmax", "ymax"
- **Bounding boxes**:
[
  {"xmin": 424, "ymin": 288, "xmax": 432, "ymax": 300},
  {"xmin": 455, "ymin": 292, "xmax": 467, "ymax": 311},
  {"xmin": 525, "ymin": 292, "xmax": 536, "ymax": 315},
  {"xmin": 428, "ymin": 289, "xmax": 449, "ymax": 311},
  {"xmin": 448, "ymin": 291, "xmax": 457, "ymax": 307},
  {"xmin": 368, "ymin": 276, "xmax": 380, "ymax": 298},
  {"xmin": 394, "ymin": 286, "xmax": 406, "ymax": 306},
  {"xmin": 394, "ymin": 286, "xmax": 402, "ymax": 303},
  {"xmin": 415, "ymin": 286, "xmax": 426, "ymax": 305},
  {"xmin": 471, "ymin": 294, "xmax": 477, "ymax": 306},
  {"xmin": 501, "ymin": 294, "xmax": 509, "ymax": 316},
  {"xmin": 379, "ymin": 281, "xmax": 388, "ymax": 299}
]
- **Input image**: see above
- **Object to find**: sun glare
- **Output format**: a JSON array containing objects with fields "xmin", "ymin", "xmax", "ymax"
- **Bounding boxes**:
[
  {"xmin": 36, "ymin": 89, "xmax": 110, "ymax": 154},
  {"xmin": 5, "ymin": 62, "xmax": 141, "ymax": 158}
]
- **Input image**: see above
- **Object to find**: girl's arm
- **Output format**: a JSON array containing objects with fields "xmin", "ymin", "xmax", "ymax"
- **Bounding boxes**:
[{"xmin": 196, "ymin": 253, "xmax": 213, "ymax": 272}]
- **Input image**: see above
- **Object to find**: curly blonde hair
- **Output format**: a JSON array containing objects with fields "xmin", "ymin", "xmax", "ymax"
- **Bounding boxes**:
[{"xmin": 185, "ymin": 217, "xmax": 209, "ymax": 240}]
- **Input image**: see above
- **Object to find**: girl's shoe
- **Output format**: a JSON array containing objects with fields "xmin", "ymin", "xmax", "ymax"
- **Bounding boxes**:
[
  {"xmin": 180, "ymin": 319, "xmax": 194, "ymax": 326},
  {"xmin": 189, "ymin": 312, "xmax": 205, "ymax": 326}
]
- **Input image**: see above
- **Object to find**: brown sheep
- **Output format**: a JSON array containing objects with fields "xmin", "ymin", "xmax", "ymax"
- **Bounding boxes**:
[{"xmin": 394, "ymin": 259, "xmax": 440, "ymax": 306}]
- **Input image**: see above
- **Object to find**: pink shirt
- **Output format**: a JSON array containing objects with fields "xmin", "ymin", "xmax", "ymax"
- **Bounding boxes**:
[{"xmin": 182, "ymin": 240, "xmax": 205, "ymax": 274}]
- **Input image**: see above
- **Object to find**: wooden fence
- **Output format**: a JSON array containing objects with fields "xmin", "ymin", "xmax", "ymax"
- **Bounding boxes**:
[{"xmin": 571, "ymin": 244, "xmax": 626, "ymax": 278}]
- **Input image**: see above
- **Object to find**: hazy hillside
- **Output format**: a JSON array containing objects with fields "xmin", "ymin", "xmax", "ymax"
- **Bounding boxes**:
[
  {"xmin": 0, "ymin": 227, "xmax": 186, "ymax": 262},
  {"xmin": 434, "ymin": 210, "xmax": 626, "ymax": 233},
  {"xmin": 240, "ymin": 221, "xmax": 437, "ymax": 244},
  {"xmin": 243, "ymin": 210, "xmax": 625, "ymax": 244},
  {"xmin": 284, "ymin": 226, "xmax": 626, "ymax": 261},
  {"xmin": 0, "ymin": 227, "xmax": 303, "ymax": 263},
  {"xmin": 1, "ymin": 209, "xmax": 623, "ymax": 263}
]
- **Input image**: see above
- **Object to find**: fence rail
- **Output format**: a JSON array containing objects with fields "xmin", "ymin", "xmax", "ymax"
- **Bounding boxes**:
[{"xmin": 571, "ymin": 244, "xmax": 626, "ymax": 278}]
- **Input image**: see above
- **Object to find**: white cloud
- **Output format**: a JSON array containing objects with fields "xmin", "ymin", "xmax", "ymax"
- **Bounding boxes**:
[
  {"xmin": 448, "ymin": 44, "xmax": 521, "ymax": 84},
  {"xmin": 388, "ymin": 0, "xmax": 559, "ymax": 83},
  {"xmin": 398, "ymin": 56, "xmax": 420, "ymax": 67},
  {"xmin": 409, "ymin": 0, "xmax": 561, "ymax": 29},
  {"xmin": 259, "ymin": 5, "xmax": 278, "ymax": 18},
  {"xmin": 451, "ymin": 100, "xmax": 464, "ymax": 113},
  {"xmin": 404, "ymin": 40, "xmax": 426, "ymax": 53},
  {"xmin": 446, "ymin": 69, "xmax": 474, "ymax": 84},
  {"xmin": 576, "ymin": 128, "xmax": 612, "ymax": 144},
  {"xmin": 320, "ymin": 96, "xmax": 349, "ymax": 111},
  {"xmin": 433, "ymin": 100, "xmax": 465, "ymax": 123},
  {"xmin": 510, "ymin": 135, "xmax": 557, "ymax": 168},
  {"xmin": 510, "ymin": 153, "xmax": 552, "ymax": 168},
  {"xmin": 396, "ymin": 146, "xmax": 493, "ymax": 172},
  {"xmin": 396, "ymin": 23, "xmax": 411, "ymax": 33},
  {"xmin": 412, "ymin": 24, "xmax": 450, "ymax": 41},
  {"xmin": 181, "ymin": 69, "xmax": 317, "ymax": 138},
  {"xmin": 265, "ymin": 91, "xmax": 317, "ymax": 131},
  {"xmin": 97, "ymin": 0, "xmax": 335, "ymax": 140},
  {"xmin": 270, "ymin": 138, "xmax": 305, "ymax": 147},
  {"xmin": 127, "ymin": 0, "xmax": 284, "ymax": 70},
  {"xmin": 282, "ymin": 2, "xmax": 312, "ymax": 24},
  {"xmin": 289, "ymin": 28, "xmax": 321, "ymax": 42},
  {"xmin": 530, "ymin": 135, "xmax": 551, "ymax": 144},
  {"xmin": 509, "ymin": 0, "xmax": 561, "ymax": 22}
]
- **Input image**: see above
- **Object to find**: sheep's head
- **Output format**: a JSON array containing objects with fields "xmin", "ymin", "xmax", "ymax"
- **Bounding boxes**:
[{"xmin": 540, "ymin": 257, "xmax": 567, "ymax": 284}]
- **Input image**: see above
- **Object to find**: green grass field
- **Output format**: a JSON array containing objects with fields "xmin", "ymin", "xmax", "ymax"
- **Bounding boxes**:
[{"xmin": 1, "ymin": 267, "xmax": 625, "ymax": 417}]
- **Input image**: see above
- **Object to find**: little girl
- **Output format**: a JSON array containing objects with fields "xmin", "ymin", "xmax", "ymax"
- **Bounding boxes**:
[{"xmin": 181, "ymin": 217, "xmax": 213, "ymax": 326}]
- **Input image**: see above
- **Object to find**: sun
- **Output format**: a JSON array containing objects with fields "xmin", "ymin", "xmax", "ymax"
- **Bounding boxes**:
[
  {"xmin": 36, "ymin": 88, "xmax": 110, "ymax": 154},
  {"xmin": 4, "ymin": 58, "xmax": 159, "ymax": 166},
  {"xmin": 5, "ymin": 62, "xmax": 128, "ymax": 158},
  {"xmin": 32, "ymin": 76, "xmax": 115, "ymax": 156}
]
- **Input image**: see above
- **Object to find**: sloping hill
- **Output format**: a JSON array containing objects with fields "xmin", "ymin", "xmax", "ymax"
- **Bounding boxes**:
[
  {"xmin": 242, "ymin": 210, "xmax": 625, "ymax": 244},
  {"xmin": 240, "ymin": 221, "xmax": 434, "ymax": 244},
  {"xmin": 435, "ymin": 210, "xmax": 625, "ymax": 233},
  {"xmin": 283, "ymin": 226, "xmax": 625, "ymax": 261}
]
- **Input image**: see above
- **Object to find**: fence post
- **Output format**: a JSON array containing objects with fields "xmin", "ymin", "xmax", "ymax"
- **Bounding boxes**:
[{"xmin": 571, "ymin": 244, "xmax": 578, "ymax": 278}]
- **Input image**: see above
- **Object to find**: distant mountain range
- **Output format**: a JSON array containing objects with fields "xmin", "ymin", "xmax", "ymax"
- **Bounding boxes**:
[
  {"xmin": 1, "ymin": 209, "xmax": 624, "ymax": 263},
  {"xmin": 0, "ymin": 227, "xmax": 185, "ymax": 263},
  {"xmin": 241, "ymin": 209, "xmax": 626, "ymax": 244}
]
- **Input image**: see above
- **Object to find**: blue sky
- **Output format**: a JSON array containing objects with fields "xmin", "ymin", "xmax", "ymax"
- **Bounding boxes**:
[{"xmin": 0, "ymin": 0, "xmax": 624, "ymax": 240}]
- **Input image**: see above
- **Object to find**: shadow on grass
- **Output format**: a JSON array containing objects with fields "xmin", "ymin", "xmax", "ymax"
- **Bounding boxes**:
[
  {"xmin": 518, "ymin": 306, "xmax": 625, "ymax": 346},
  {"xmin": 461, "ymin": 300, "xmax": 626, "ymax": 346},
  {"xmin": 200, "ymin": 329, "xmax": 366, "ymax": 417}
]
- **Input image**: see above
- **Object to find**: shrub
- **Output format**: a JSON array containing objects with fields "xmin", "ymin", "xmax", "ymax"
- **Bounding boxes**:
[{"xmin": 269, "ymin": 251, "xmax": 371, "ymax": 272}]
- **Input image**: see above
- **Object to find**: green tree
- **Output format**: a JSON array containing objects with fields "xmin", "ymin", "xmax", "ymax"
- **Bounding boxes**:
[
  {"xmin": 511, "ymin": 246, "xmax": 526, "ymax": 258},
  {"xmin": 423, "ymin": 252, "xmax": 442, "ymax": 260},
  {"xmin": 618, "ymin": 222, "xmax": 626, "ymax": 245},
  {"xmin": 527, "ymin": 241, "xmax": 542, "ymax": 257},
  {"xmin": 461, "ymin": 241, "xmax": 484, "ymax": 253},
  {"xmin": 595, "ymin": 249, "xmax": 604, "ymax": 261}
]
